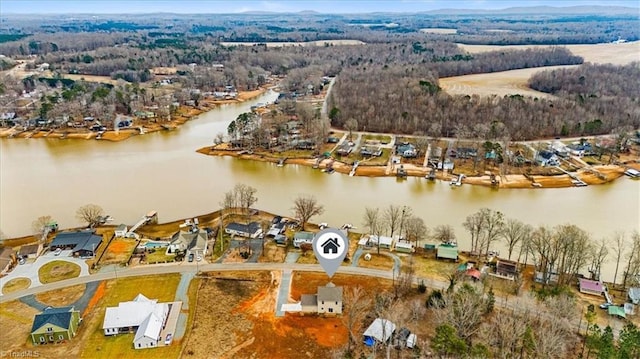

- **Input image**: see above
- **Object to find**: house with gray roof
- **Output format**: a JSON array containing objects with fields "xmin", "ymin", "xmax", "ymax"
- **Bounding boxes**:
[
  {"xmin": 317, "ymin": 283, "xmax": 343, "ymax": 315},
  {"xmin": 629, "ymin": 287, "xmax": 640, "ymax": 305},
  {"xmin": 167, "ymin": 229, "xmax": 208, "ymax": 256},
  {"xmin": 31, "ymin": 306, "xmax": 80, "ymax": 345},
  {"xmin": 225, "ymin": 222, "xmax": 262, "ymax": 238},
  {"xmin": 50, "ymin": 230, "xmax": 103, "ymax": 258}
]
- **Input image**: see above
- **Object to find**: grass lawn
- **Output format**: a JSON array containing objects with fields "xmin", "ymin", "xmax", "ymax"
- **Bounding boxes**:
[
  {"xmin": 80, "ymin": 274, "xmax": 182, "ymax": 359},
  {"xmin": 2, "ymin": 277, "xmax": 31, "ymax": 294},
  {"xmin": 145, "ymin": 249, "xmax": 175, "ymax": 263},
  {"xmin": 35, "ymin": 284, "xmax": 85, "ymax": 306},
  {"xmin": 406, "ymin": 255, "xmax": 458, "ymax": 281},
  {"xmin": 211, "ymin": 235, "xmax": 231, "ymax": 261},
  {"xmin": 38, "ymin": 260, "xmax": 81, "ymax": 284},
  {"xmin": 296, "ymin": 251, "xmax": 318, "ymax": 264},
  {"xmin": 100, "ymin": 238, "xmax": 138, "ymax": 265},
  {"xmin": 357, "ymin": 252, "xmax": 394, "ymax": 270},
  {"xmin": 362, "ymin": 134, "xmax": 392, "ymax": 144}
]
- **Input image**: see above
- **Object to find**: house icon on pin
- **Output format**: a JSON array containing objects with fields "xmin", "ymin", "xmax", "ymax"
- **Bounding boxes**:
[{"xmin": 321, "ymin": 238, "xmax": 340, "ymax": 254}]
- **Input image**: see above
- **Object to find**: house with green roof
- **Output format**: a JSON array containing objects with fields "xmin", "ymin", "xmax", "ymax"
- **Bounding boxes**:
[{"xmin": 31, "ymin": 306, "xmax": 81, "ymax": 345}]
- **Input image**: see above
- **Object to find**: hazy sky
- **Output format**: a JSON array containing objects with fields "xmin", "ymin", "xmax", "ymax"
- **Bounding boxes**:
[{"xmin": 1, "ymin": 0, "xmax": 638, "ymax": 14}]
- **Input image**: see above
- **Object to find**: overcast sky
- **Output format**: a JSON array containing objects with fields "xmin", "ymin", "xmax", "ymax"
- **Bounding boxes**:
[{"xmin": 1, "ymin": 0, "xmax": 638, "ymax": 14}]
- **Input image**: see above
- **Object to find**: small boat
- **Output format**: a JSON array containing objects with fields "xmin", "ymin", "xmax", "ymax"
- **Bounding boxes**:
[{"xmin": 624, "ymin": 168, "xmax": 640, "ymax": 178}]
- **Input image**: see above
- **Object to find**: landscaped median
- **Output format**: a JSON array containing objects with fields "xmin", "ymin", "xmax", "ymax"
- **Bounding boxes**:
[
  {"xmin": 38, "ymin": 260, "xmax": 81, "ymax": 284},
  {"xmin": 1, "ymin": 277, "xmax": 31, "ymax": 294}
]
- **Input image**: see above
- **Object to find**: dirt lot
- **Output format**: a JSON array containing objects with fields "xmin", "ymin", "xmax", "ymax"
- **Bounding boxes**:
[{"xmin": 100, "ymin": 238, "xmax": 137, "ymax": 265}]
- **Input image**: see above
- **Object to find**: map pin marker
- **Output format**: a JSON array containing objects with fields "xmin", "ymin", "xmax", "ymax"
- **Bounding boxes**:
[{"xmin": 313, "ymin": 228, "xmax": 349, "ymax": 278}]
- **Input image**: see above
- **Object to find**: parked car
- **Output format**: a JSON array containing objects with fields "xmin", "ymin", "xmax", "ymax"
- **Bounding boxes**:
[
  {"xmin": 188, "ymin": 253, "xmax": 194, "ymax": 262},
  {"xmin": 196, "ymin": 255, "xmax": 202, "ymax": 262},
  {"xmin": 599, "ymin": 302, "xmax": 613, "ymax": 309},
  {"xmin": 18, "ymin": 257, "xmax": 26, "ymax": 265},
  {"xmin": 164, "ymin": 333, "xmax": 173, "ymax": 345},
  {"xmin": 54, "ymin": 248, "xmax": 62, "ymax": 256}
]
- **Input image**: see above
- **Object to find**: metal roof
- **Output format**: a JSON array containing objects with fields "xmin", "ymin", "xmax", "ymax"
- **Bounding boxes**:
[{"xmin": 31, "ymin": 306, "xmax": 77, "ymax": 332}]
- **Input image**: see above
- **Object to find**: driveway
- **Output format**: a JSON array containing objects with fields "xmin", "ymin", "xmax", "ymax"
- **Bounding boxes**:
[
  {"xmin": 216, "ymin": 238, "xmax": 264, "ymax": 263},
  {"xmin": 0, "ymin": 249, "xmax": 91, "ymax": 294}
]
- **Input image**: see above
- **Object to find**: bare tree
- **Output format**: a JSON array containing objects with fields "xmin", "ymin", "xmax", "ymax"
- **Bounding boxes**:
[
  {"xmin": 480, "ymin": 208, "xmax": 505, "ymax": 257},
  {"xmin": 502, "ymin": 218, "xmax": 532, "ymax": 261},
  {"xmin": 611, "ymin": 231, "xmax": 626, "ymax": 286},
  {"xmin": 404, "ymin": 216, "xmax": 428, "ymax": 248},
  {"xmin": 622, "ymin": 231, "xmax": 640, "ymax": 291},
  {"xmin": 433, "ymin": 224, "xmax": 456, "ymax": 244},
  {"xmin": 344, "ymin": 118, "xmax": 358, "ymax": 141},
  {"xmin": 463, "ymin": 210, "xmax": 485, "ymax": 255},
  {"xmin": 341, "ymin": 286, "xmax": 371, "ymax": 355},
  {"xmin": 588, "ymin": 238, "xmax": 608, "ymax": 281},
  {"xmin": 433, "ymin": 283, "xmax": 490, "ymax": 344},
  {"xmin": 363, "ymin": 206, "xmax": 383, "ymax": 254},
  {"xmin": 233, "ymin": 183, "xmax": 258, "ymax": 216},
  {"xmin": 218, "ymin": 190, "xmax": 235, "ymax": 252},
  {"xmin": 76, "ymin": 204, "xmax": 104, "ymax": 228},
  {"xmin": 383, "ymin": 205, "xmax": 402, "ymax": 238},
  {"xmin": 31, "ymin": 215, "xmax": 55, "ymax": 241},
  {"xmin": 292, "ymin": 195, "xmax": 324, "ymax": 230}
]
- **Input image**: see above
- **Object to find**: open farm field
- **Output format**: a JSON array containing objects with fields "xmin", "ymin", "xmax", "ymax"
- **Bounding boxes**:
[
  {"xmin": 439, "ymin": 65, "xmax": 573, "ymax": 98},
  {"xmin": 440, "ymin": 42, "xmax": 639, "ymax": 98},
  {"xmin": 457, "ymin": 41, "xmax": 640, "ymax": 65}
]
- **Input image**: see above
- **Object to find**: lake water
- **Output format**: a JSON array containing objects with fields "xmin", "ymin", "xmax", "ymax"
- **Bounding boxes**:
[{"xmin": 1, "ymin": 89, "xmax": 638, "ymax": 282}]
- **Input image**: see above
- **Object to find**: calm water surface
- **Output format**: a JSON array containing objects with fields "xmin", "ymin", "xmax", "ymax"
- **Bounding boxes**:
[{"xmin": 1, "ymin": 90, "xmax": 638, "ymax": 281}]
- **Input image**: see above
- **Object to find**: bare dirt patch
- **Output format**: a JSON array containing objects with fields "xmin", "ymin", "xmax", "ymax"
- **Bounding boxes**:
[
  {"xmin": 2, "ymin": 277, "xmax": 31, "ymax": 294},
  {"xmin": 35, "ymin": 284, "xmax": 86, "ymax": 307},
  {"xmin": 100, "ymin": 238, "xmax": 137, "ymax": 264}
]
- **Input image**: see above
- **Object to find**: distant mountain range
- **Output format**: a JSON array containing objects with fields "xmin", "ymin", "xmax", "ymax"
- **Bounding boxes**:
[{"xmin": 237, "ymin": 6, "xmax": 638, "ymax": 16}]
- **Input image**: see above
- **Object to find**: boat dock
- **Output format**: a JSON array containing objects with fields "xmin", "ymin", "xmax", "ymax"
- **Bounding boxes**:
[
  {"xmin": 624, "ymin": 168, "xmax": 640, "ymax": 178},
  {"xmin": 349, "ymin": 161, "xmax": 359, "ymax": 176},
  {"xmin": 277, "ymin": 158, "xmax": 287, "ymax": 167},
  {"xmin": 450, "ymin": 174, "xmax": 464, "ymax": 187},
  {"xmin": 126, "ymin": 210, "xmax": 158, "ymax": 237},
  {"xmin": 555, "ymin": 166, "xmax": 588, "ymax": 187}
]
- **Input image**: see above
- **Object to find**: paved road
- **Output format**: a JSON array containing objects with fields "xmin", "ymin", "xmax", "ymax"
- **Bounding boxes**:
[
  {"xmin": 0, "ymin": 262, "xmax": 445, "ymax": 303},
  {"xmin": 1, "ymin": 249, "xmax": 91, "ymax": 290}
]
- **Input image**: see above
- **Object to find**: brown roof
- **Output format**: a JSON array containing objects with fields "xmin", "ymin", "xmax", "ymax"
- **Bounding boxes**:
[
  {"xmin": 18, "ymin": 244, "xmax": 40, "ymax": 257},
  {"xmin": 318, "ymin": 285, "xmax": 343, "ymax": 302},
  {"xmin": 0, "ymin": 257, "xmax": 12, "ymax": 270}
]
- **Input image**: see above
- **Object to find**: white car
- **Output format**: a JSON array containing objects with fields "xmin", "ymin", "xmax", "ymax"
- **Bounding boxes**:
[
  {"xmin": 54, "ymin": 248, "xmax": 62, "ymax": 256},
  {"xmin": 196, "ymin": 255, "xmax": 202, "ymax": 262}
]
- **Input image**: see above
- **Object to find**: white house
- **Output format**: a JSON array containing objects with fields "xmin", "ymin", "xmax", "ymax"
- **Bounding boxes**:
[
  {"xmin": 368, "ymin": 235, "xmax": 395, "ymax": 250},
  {"xmin": 115, "ymin": 224, "xmax": 128, "ymax": 238},
  {"xmin": 102, "ymin": 294, "xmax": 171, "ymax": 350},
  {"xmin": 166, "ymin": 229, "xmax": 208, "ymax": 256}
]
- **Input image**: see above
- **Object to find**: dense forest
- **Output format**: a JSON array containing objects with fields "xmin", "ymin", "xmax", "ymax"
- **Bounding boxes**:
[{"xmin": 328, "ymin": 61, "xmax": 640, "ymax": 140}]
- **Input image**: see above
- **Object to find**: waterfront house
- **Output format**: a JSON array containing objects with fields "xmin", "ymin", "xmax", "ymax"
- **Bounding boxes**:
[
  {"xmin": 266, "ymin": 221, "xmax": 286, "ymax": 237},
  {"xmin": 535, "ymin": 150, "xmax": 559, "ymax": 167},
  {"xmin": 274, "ymin": 234, "xmax": 288, "ymax": 246},
  {"xmin": 293, "ymin": 231, "xmax": 315, "ymax": 248},
  {"xmin": 31, "ymin": 306, "xmax": 81, "ymax": 345},
  {"xmin": 225, "ymin": 222, "xmax": 262, "ymax": 238},
  {"xmin": 396, "ymin": 143, "xmax": 417, "ymax": 158},
  {"xmin": 363, "ymin": 318, "xmax": 396, "ymax": 346},
  {"xmin": 336, "ymin": 142, "xmax": 352, "ymax": 156},
  {"xmin": 394, "ymin": 241, "xmax": 414, "ymax": 253},
  {"xmin": 492, "ymin": 259, "xmax": 518, "ymax": 280},
  {"xmin": 50, "ymin": 230, "xmax": 102, "ymax": 258},
  {"xmin": 167, "ymin": 229, "xmax": 208, "ymax": 257},
  {"xmin": 368, "ymin": 235, "xmax": 395, "ymax": 250},
  {"xmin": 578, "ymin": 278, "xmax": 605, "ymax": 296},
  {"xmin": 436, "ymin": 243, "xmax": 458, "ymax": 261},
  {"xmin": 361, "ymin": 145, "xmax": 383, "ymax": 157}
]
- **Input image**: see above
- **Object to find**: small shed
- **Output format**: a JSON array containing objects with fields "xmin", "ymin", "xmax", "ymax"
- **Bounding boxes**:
[
  {"xmin": 578, "ymin": 278, "xmax": 604, "ymax": 296},
  {"xmin": 437, "ymin": 244, "xmax": 458, "ymax": 261},
  {"xmin": 274, "ymin": 234, "xmax": 287, "ymax": 246},
  {"xmin": 19, "ymin": 243, "xmax": 43, "ymax": 259}
]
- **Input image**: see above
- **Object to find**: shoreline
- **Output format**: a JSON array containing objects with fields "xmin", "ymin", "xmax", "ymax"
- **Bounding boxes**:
[
  {"xmin": 196, "ymin": 146, "xmax": 633, "ymax": 189},
  {"xmin": 0, "ymin": 88, "xmax": 268, "ymax": 142}
]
